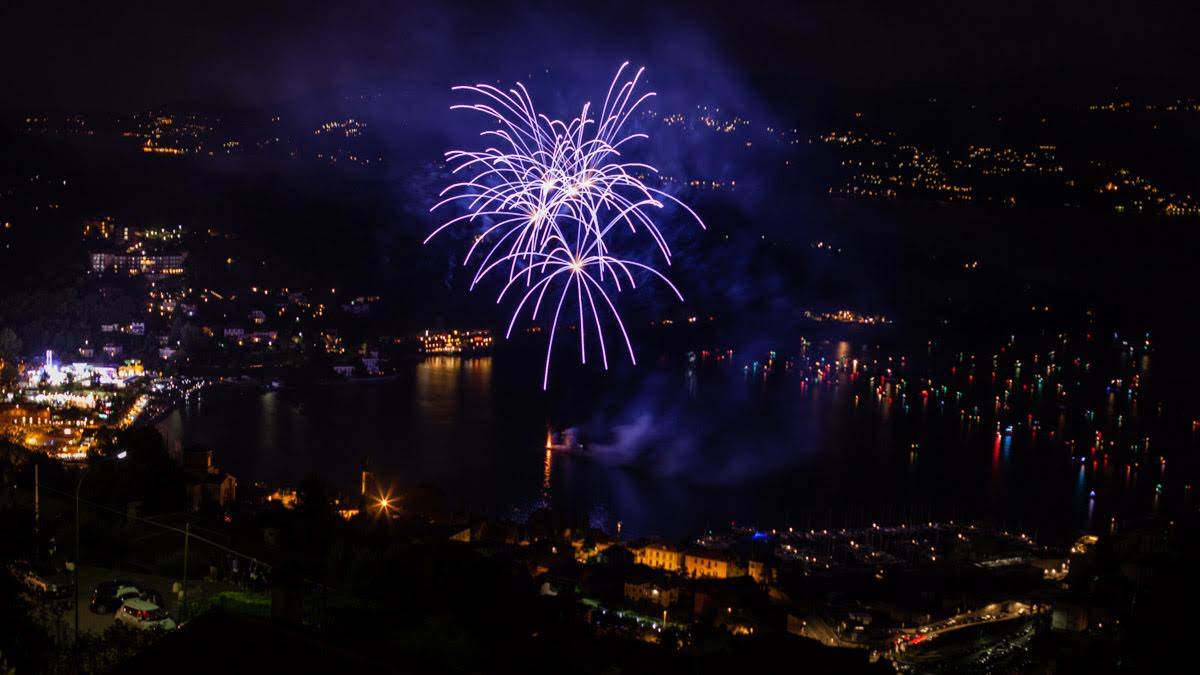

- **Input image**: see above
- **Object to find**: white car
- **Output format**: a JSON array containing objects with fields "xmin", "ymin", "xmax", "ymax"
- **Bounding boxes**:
[
  {"xmin": 114, "ymin": 598, "xmax": 177, "ymax": 631},
  {"xmin": 114, "ymin": 584, "xmax": 142, "ymax": 602}
]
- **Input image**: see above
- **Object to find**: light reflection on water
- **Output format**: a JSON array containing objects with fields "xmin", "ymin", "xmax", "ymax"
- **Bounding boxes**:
[{"xmin": 158, "ymin": 339, "xmax": 1195, "ymax": 541}]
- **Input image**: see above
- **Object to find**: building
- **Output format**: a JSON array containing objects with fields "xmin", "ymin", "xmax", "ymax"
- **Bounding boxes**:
[
  {"xmin": 416, "ymin": 329, "xmax": 493, "ymax": 354},
  {"xmin": 183, "ymin": 449, "xmax": 214, "ymax": 474},
  {"xmin": 249, "ymin": 330, "xmax": 278, "ymax": 345},
  {"xmin": 89, "ymin": 250, "xmax": 187, "ymax": 277},
  {"xmin": 630, "ymin": 540, "xmax": 684, "ymax": 572},
  {"xmin": 567, "ymin": 528, "xmax": 616, "ymax": 563},
  {"xmin": 692, "ymin": 577, "xmax": 763, "ymax": 634},
  {"xmin": 684, "ymin": 549, "xmax": 746, "ymax": 579},
  {"xmin": 182, "ymin": 449, "xmax": 237, "ymax": 511},
  {"xmin": 21, "ymin": 352, "xmax": 141, "ymax": 390},
  {"xmin": 188, "ymin": 473, "xmax": 238, "ymax": 511},
  {"xmin": 0, "ymin": 405, "xmax": 52, "ymax": 430},
  {"xmin": 747, "ymin": 559, "xmax": 776, "ymax": 584},
  {"xmin": 624, "ymin": 570, "xmax": 686, "ymax": 609}
]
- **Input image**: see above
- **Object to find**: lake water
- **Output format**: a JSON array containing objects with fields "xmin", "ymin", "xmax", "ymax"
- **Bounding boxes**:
[{"xmin": 158, "ymin": 335, "xmax": 1197, "ymax": 542}]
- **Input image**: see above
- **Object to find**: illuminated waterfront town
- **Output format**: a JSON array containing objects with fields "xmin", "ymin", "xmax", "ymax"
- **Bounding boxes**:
[{"xmin": 3, "ymin": 2, "xmax": 1200, "ymax": 673}]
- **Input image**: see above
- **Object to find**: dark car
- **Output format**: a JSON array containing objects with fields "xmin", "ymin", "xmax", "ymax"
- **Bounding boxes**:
[
  {"xmin": 10, "ymin": 559, "xmax": 74, "ymax": 595},
  {"xmin": 35, "ymin": 571, "xmax": 75, "ymax": 599},
  {"xmin": 90, "ymin": 580, "xmax": 143, "ymax": 614},
  {"xmin": 10, "ymin": 560, "xmax": 74, "ymax": 599},
  {"xmin": 7, "ymin": 560, "xmax": 33, "ymax": 584}
]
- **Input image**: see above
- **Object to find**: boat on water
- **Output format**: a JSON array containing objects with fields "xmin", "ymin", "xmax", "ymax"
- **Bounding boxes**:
[{"xmin": 545, "ymin": 427, "xmax": 584, "ymax": 452}]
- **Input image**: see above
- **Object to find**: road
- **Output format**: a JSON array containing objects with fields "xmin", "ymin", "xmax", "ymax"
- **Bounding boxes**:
[
  {"xmin": 894, "ymin": 601, "xmax": 1045, "ymax": 650},
  {"xmin": 797, "ymin": 616, "xmax": 849, "ymax": 647},
  {"xmin": 29, "ymin": 565, "xmax": 235, "ymax": 641}
]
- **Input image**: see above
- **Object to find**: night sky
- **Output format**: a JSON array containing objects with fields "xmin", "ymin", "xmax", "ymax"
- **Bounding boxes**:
[{"xmin": 4, "ymin": 1, "xmax": 1199, "ymax": 112}]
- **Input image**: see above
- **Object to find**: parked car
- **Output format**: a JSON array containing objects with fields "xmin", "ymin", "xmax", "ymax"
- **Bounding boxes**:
[
  {"xmin": 25, "ymin": 570, "xmax": 74, "ymax": 599},
  {"xmin": 9, "ymin": 559, "xmax": 72, "ymax": 599},
  {"xmin": 90, "ymin": 580, "xmax": 143, "ymax": 614},
  {"xmin": 114, "ymin": 598, "xmax": 176, "ymax": 631},
  {"xmin": 7, "ymin": 560, "xmax": 33, "ymax": 584}
]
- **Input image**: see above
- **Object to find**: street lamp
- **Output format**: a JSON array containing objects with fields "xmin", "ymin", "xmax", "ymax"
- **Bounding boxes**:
[
  {"xmin": 373, "ymin": 490, "xmax": 398, "ymax": 520},
  {"xmin": 74, "ymin": 451, "xmax": 125, "ymax": 650}
]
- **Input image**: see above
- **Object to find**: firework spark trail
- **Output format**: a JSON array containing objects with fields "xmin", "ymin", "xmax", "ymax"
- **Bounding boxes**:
[{"xmin": 427, "ymin": 63, "xmax": 704, "ymax": 388}]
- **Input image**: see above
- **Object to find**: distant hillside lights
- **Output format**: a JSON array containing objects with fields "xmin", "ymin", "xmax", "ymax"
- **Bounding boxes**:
[
  {"xmin": 417, "ymin": 329, "xmax": 493, "ymax": 355},
  {"xmin": 89, "ymin": 250, "xmax": 187, "ymax": 277},
  {"xmin": 142, "ymin": 142, "xmax": 186, "ymax": 155},
  {"xmin": 87, "ymin": 223, "xmax": 188, "ymax": 278},
  {"xmin": 802, "ymin": 309, "xmax": 891, "ymax": 325}
]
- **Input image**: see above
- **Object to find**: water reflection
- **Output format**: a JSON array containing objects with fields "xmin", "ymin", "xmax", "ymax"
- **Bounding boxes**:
[{"xmin": 157, "ymin": 330, "xmax": 1196, "ymax": 540}]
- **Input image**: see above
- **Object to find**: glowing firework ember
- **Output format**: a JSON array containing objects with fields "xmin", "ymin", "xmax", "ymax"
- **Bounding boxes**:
[{"xmin": 427, "ymin": 63, "xmax": 705, "ymax": 388}]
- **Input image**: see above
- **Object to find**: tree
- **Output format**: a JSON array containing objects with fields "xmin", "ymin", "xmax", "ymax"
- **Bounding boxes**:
[
  {"xmin": 87, "ymin": 428, "xmax": 187, "ymax": 514},
  {"xmin": 0, "ymin": 328, "xmax": 20, "ymax": 384},
  {"xmin": 180, "ymin": 323, "xmax": 210, "ymax": 355},
  {"xmin": 296, "ymin": 475, "xmax": 333, "ymax": 521},
  {"xmin": 0, "ymin": 327, "xmax": 20, "ymax": 361}
]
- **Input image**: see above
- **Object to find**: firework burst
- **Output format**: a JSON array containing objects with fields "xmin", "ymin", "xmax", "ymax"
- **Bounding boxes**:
[{"xmin": 427, "ymin": 63, "xmax": 704, "ymax": 388}]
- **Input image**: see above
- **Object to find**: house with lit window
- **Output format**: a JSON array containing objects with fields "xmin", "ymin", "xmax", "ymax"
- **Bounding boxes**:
[
  {"xmin": 567, "ymin": 527, "xmax": 616, "ymax": 563},
  {"xmin": 629, "ymin": 539, "xmax": 684, "ymax": 572},
  {"xmin": 182, "ymin": 448, "xmax": 237, "ymax": 510},
  {"xmin": 624, "ymin": 569, "xmax": 687, "ymax": 609},
  {"xmin": 747, "ymin": 558, "xmax": 776, "ymax": 584},
  {"xmin": 683, "ymin": 548, "xmax": 747, "ymax": 580}
]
